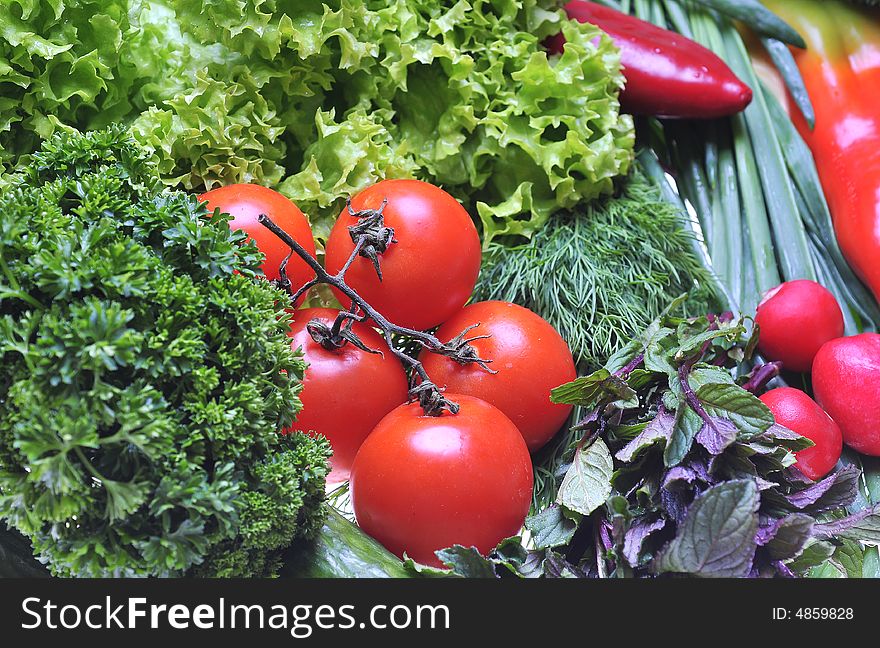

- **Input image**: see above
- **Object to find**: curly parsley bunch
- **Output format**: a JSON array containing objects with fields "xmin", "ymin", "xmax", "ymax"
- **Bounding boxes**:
[{"xmin": 0, "ymin": 127, "xmax": 329, "ymax": 577}]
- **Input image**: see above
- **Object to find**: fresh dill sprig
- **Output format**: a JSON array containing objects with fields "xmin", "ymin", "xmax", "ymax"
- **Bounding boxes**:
[
  {"xmin": 474, "ymin": 166, "xmax": 720, "ymax": 509},
  {"xmin": 474, "ymin": 166, "xmax": 718, "ymax": 372}
]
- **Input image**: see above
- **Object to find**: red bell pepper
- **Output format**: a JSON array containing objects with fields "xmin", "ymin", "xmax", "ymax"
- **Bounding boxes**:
[
  {"xmin": 763, "ymin": 0, "xmax": 880, "ymax": 305},
  {"xmin": 548, "ymin": 0, "xmax": 752, "ymax": 119}
]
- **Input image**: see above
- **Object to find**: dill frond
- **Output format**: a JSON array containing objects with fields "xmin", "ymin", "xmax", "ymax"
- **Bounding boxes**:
[
  {"xmin": 475, "ymin": 167, "xmax": 718, "ymax": 371},
  {"xmin": 474, "ymin": 167, "xmax": 720, "ymax": 509}
]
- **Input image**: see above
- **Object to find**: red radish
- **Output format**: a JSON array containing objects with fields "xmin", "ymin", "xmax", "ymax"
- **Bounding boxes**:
[
  {"xmin": 759, "ymin": 387, "xmax": 842, "ymax": 480},
  {"xmin": 754, "ymin": 280, "xmax": 844, "ymax": 373},
  {"xmin": 812, "ymin": 333, "xmax": 880, "ymax": 456}
]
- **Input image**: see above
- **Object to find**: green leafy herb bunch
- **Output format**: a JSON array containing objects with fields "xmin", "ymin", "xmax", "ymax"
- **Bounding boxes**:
[
  {"xmin": 0, "ymin": 126, "xmax": 329, "ymax": 577},
  {"xmin": 427, "ymin": 299, "xmax": 880, "ymax": 578}
]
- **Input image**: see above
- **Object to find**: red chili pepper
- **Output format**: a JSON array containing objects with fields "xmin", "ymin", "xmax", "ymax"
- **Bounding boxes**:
[
  {"xmin": 762, "ymin": 0, "xmax": 880, "ymax": 305},
  {"xmin": 548, "ymin": 0, "xmax": 752, "ymax": 119}
]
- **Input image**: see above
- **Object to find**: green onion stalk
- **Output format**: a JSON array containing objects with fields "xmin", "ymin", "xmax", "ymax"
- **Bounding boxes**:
[{"xmin": 617, "ymin": 0, "xmax": 880, "ymax": 333}]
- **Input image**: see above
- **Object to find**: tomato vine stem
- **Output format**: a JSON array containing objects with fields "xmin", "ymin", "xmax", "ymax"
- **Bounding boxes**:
[{"xmin": 258, "ymin": 211, "xmax": 494, "ymax": 416}]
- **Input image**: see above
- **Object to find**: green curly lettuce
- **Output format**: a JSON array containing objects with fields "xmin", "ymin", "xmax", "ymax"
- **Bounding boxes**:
[
  {"xmin": 1, "ymin": 0, "xmax": 634, "ymax": 244},
  {"xmin": 130, "ymin": 69, "xmax": 288, "ymax": 191},
  {"xmin": 0, "ymin": 0, "xmax": 221, "ymax": 163}
]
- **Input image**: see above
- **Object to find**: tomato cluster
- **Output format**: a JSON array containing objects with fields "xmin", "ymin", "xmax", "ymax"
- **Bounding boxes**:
[{"xmin": 200, "ymin": 180, "xmax": 576, "ymax": 567}]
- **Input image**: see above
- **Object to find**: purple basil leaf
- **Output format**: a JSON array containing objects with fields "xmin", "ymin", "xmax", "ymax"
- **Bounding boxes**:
[
  {"xmin": 696, "ymin": 417, "xmax": 738, "ymax": 455},
  {"xmin": 663, "ymin": 466, "xmax": 698, "ymax": 490},
  {"xmin": 813, "ymin": 504, "xmax": 880, "ymax": 543},
  {"xmin": 755, "ymin": 514, "xmax": 815, "ymax": 560},
  {"xmin": 661, "ymin": 487, "xmax": 691, "ymax": 527},
  {"xmin": 756, "ymin": 518, "xmax": 784, "ymax": 546},
  {"xmin": 785, "ymin": 466, "xmax": 860, "ymax": 513},
  {"xmin": 572, "ymin": 407, "xmax": 601, "ymax": 431},
  {"xmin": 518, "ymin": 551, "xmax": 546, "ymax": 578},
  {"xmin": 616, "ymin": 409, "xmax": 676, "ymax": 462},
  {"xmin": 543, "ymin": 552, "xmax": 584, "ymax": 578},
  {"xmin": 599, "ymin": 520, "xmax": 613, "ymax": 552},
  {"xmin": 623, "ymin": 518, "xmax": 667, "ymax": 567},
  {"xmin": 785, "ymin": 465, "xmax": 814, "ymax": 486},
  {"xmin": 773, "ymin": 561, "xmax": 797, "ymax": 578},
  {"xmin": 689, "ymin": 458, "xmax": 712, "ymax": 483}
]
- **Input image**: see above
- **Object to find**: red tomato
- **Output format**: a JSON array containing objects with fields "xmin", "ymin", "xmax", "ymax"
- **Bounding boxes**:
[
  {"xmin": 418, "ymin": 301, "xmax": 577, "ymax": 452},
  {"xmin": 759, "ymin": 387, "xmax": 842, "ymax": 480},
  {"xmin": 200, "ymin": 184, "xmax": 316, "ymax": 304},
  {"xmin": 755, "ymin": 280, "xmax": 844, "ymax": 373},
  {"xmin": 350, "ymin": 395, "xmax": 533, "ymax": 567},
  {"xmin": 284, "ymin": 308, "xmax": 409, "ymax": 483},
  {"xmin": 324, "ymin": 179, "xmax": 481, "ymax": 331}
]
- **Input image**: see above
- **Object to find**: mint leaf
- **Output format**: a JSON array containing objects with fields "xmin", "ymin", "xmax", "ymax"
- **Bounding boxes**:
[
  {"xmin": 643, "ymin": 327, "xmax": 677, "ymax": 375},
  {"xmin": 744, "ymin": 321, "xmax": 760, "ymax": 360},
  {"xmin": 435, "ymin": 546, "xmax": 497, "ymax": 579},
  {"xmin": 657, "ymin": 480, "xmax": 759, "ymax": 577},
  {"xmin": 864, "ymin": 548, "xmax": 880, "ymax": 578},
  {"xmin": 550, "ymin": 369, "xmax": 637, "ymax": 409},
  {"xmin": 809, "ymin": 562, "xmax": 844, "ymax": 578},
  {"xmin": 491, "ymin": 538, "xmax": 528, "ymax": 575},
  {"xmin": 830, "ymin": 539, "xmax": 867, "ymax": 579},
  {"xmin": 756, "ymin": 514, "xmax": 814, "ymax": 561},
  {"xmin": 696, "ymin": 383, "xmax": 774, "ymax": 436},
  {"xmin": 863, "ymin": 457, "xmax": 880, "ymax": 505},
  {"xmin": 787, "ymin": 539, "xmax": 837, "ymax": 574},
  {"xmin": 557, "ymin": 438, "xmax": 613, "ymax": 516},
  {"xmin": 675, "ymin": 324, "xmax": 745, "ymax": 358},
  {"xmin": 756, "ymin": 423, "xmax": 814, "ymax": 452},
  {"xmin": 664, "ymin": 405, "xmax": 702, "ymax": 467},
  {"xmin": 616, "ymin": 409, "xmax": 676, "ymax": 462},
  {"xmin": 688, "ymin": 366, "xmax": 737, "ymax": 390},
  {"xmin": 402, "ymin": 558, "xmax": 454, "ymax": 578},
  {"xmin": 526, "ymin": 506, "xmax": 577, "ymax": 550},
  {"xmin": 604, "ymin": 338, "xmax": 643, "ymax": 375}
]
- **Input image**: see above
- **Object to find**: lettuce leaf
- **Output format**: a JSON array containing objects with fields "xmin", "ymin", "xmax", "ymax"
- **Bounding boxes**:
[{"xmin": 2, "ymin": 0, "xmax": 634, "ymax": 243}]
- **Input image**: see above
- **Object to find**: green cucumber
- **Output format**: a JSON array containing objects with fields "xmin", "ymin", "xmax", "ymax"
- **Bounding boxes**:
[
  {"xmin": 0, "ymin": 509, "xmax": 411, "ymax": 579},
  {"xmin": 280, "ymin": 508, "xmax": 411, "ymax": 578}
]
